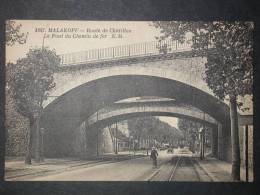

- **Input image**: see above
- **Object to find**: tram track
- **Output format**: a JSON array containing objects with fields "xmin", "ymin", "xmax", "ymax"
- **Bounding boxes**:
[
  {"xmin": 191, "ymin": 158, "xmax": 214, "ymax": 182},
  {"xmin": 188, "ymin": 157, "xmax": 201, "ymax": 181},
  {"xmin": 168, "ymin": 156, "xmax": 181, "ymax": 181},
  {"xmin": 168, "ymin": 156, "xmax": 213, "ymax": 182},
  {"xmin": 145, "ymin": 152, "xmax": 215, "ymax": 182}
]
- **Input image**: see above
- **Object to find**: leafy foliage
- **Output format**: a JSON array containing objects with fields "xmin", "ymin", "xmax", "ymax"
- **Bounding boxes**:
[
  {"xmin": 153, "ymin": 21, "xmax": 253, "ymax": 102},
  {"xmin": 178, "ymin": 119, "xmax": 201, "ymax": 143},
  {"xmin": 178, "ymin": 119, "xmax": 211, "ymax": 147},
  {"xmin": 127, "ymin": 116, "xmax": 183, "ymax": 144},
  {"xmin": 153, "ymin": 22, "xmax": 251, "ymax": 180},
  {"xmin": 10, "ymin": 48, "xmax": 60, "ymax": 121},
  {"xmin": 6, "ymin": 20, "xmax": 28, "ymax": 46}
]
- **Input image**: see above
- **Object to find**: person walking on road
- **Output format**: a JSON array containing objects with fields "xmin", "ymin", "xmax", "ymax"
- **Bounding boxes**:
[{"xmin": 150, "ymin": 147, "xmax": 158, "ymax": 168}]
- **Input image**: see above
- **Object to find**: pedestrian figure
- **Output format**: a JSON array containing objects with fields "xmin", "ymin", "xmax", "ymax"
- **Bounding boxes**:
[{"xmin": 150, "ymin": 147, "xmax": 158, "ymax": 168}]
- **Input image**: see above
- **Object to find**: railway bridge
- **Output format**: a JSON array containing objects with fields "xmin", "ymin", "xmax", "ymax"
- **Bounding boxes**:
[
  {"xmin": 83, "ymin": 100, "xmax": 220, "ymax": 157},
  {"xmin": 40, "ymin": 39, "xmax": 233, "ymax": 161}
]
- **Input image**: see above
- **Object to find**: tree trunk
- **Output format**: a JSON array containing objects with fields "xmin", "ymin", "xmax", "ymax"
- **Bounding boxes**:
[
  {"xmin": 202, "ymin": 130, "xmax": 205, "ymax": 158},
  {"xmin": 25, "ymin": 119, "xmax": 34, "ymax": 164},
  {"xmin": 35, "ymin": 116, "xmax": 41, "ymax": 163},
  {"xmin": 200, "ymin": 133, "xmax": 203, "ymax": 160},
  {"xmin": 230, "ymin": 96, "xmax": 241, "ymax": 181},
  {"xmin": 39, "ymin": 106, "xmax": 44, "ymax": 162}
]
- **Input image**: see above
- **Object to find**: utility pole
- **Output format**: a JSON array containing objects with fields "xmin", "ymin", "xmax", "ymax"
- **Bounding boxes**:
[
  {"xmin": 199, "ymin": 128, "xmax": 204, "ymax": 160},
  {"xmin": 201, "ymin": 130, "xmax": 204, "ymax": 159},
  {"xmin": 96, "ymin": 111, "xmax": 99, "ymax": 157},
  {"xmin": 244, "ymin": 125, "xmax": 249, "ymax": 182},
  {"xmin": 115, "ymin": 122, "xmax": 118, "ymax": 154},
  {"xmin": 35, "ymin": 32, "xmax": 47, "ymax": 163},
  {"xmin": 202, "ymin": 112, "xmax": 206, "ymax": 159}
]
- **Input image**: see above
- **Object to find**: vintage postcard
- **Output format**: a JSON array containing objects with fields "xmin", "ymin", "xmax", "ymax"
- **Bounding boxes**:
[{"xmin": 5, "ymin": 20, "xmax": 253, "ymax": 182}]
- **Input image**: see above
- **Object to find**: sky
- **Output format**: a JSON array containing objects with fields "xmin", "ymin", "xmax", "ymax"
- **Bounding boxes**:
[
  {"xmin": 157, "ymin": 117, "xmax": 178, "ymax": 129},
  {"xmin": 6, "ymin": 20, "xmax": 162, "ymax": 63},
  {"xmin": 6, "ymin": 20, "xmax": 179, "ymax": 128}
]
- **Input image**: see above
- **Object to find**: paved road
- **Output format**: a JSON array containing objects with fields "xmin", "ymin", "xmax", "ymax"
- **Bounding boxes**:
[
  {"xmin": 23, "ymin": 150, "xmax": 214, "ymax": 181},
  {"xmin": 29, "ymin": 150, "xmax": 173, "ymax": 181}
]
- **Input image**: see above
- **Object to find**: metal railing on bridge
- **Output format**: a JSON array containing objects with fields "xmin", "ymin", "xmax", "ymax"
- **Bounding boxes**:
[{"xmin": 59, "ymin": 38, "xmax": 194, "ymax": 66}]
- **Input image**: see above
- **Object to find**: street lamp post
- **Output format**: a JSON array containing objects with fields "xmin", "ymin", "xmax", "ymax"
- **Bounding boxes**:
[
  {"xmin": 115, "ymin": 122, "xmax": 118, "ymax": 154},
  {"xmin": 40, "ymin": 127, "xmax": 45, "ymax": 162},
  {"xmin": 244, "ymin": 125, "xmax": 249, "ymax": 182},
  {"xmin": 199, "ymin": 128, "xmax": 203, "ymax": 160},
  {"xmin": 96, "ymin": 111, "xmax": 99, "ymax": 157},
  {"xmin": 202, "ymin": 112, "xmax": 206, "ymax": 159},
  {"xmin": 134, "ymin": 139, "xmax": 138, "ymax": 156},
  {"xmin": 128, "ymin": 136, "xmax": 132, "ymax": 155}
]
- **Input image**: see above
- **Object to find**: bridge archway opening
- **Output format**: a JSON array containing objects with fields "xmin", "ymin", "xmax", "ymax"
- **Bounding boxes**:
[
  {"xmin": 40, "ymin": 75, "xmax": 230, "ymax": 160},
  {"xmin": 83, "ymin": 101, "xmax": 219, "ymax": 157},
  {"xmin": 96, "ymin": 115, "xmax": 215, "ymax": 155}
]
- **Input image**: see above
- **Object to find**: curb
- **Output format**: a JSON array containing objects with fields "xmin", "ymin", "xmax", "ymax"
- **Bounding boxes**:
[
  {"xmin": 194, "ymin": 158, "xmax": 219, "ymax": 182},
  {"xmin": 5, "ymin": 155, "xmax": 146, "ymax": 180}
]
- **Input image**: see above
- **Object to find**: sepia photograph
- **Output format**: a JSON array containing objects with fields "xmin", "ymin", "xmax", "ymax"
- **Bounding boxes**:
[{"xmin": 5, "ymin": 20, "xmax": 253, "ymax": 182}]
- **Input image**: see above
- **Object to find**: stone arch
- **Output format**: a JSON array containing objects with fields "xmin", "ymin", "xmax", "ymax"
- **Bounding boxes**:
[
  {"xmin": 87, "ymin": 102, "xmax": 219, "ymax": 129},
  {"xmin": 44, "ymin": 57, "xmax": 210, "ymax": 107},
  {"xmin": 41, "ymin": 75, "xmax": 231, "ymax": 160}
]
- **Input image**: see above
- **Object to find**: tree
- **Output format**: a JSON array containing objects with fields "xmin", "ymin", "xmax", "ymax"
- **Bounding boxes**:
[
  {"xmin": 128, "ymin": 116, "xmax": 183, "ymax": 147},
  {"xmin": 5, "ymin": 21, "xmax": 28, "ymax": 164},
  {"xmin": 153, "ymin": 21, "xmax": 253, "ymax": 181},
  {"xmin": 6, "ymin": 20, "xmax": 28, "ymax": 46},
  {"xmin": 10, "ymin": 48, "xmax": 60, "ymax": 164},
  {"xmin": 178, "ymin": 118, "xmax": 212, "ymax": 156},
  {"xmin": 178, "ymin": 119, "xmax": 201, "ymax": 152}
]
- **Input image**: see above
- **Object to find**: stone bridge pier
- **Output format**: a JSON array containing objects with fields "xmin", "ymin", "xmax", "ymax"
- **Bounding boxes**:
[
  {"xmin": 40, "ymin": 39, "xmax": 233, "ymax": 162},
  {"xmin": 216, "ymin": 123, "xmax": 231, "ymax": 161},
  {"xmin": 84, "ymin": 126, "xmax": 114, "ymax": 157},
  {"xmin": 211, "ymin": 126, "xmax": 218, "ymax": 157},
  {"xmin": 43, "ymin": 118, "xmax": 230, "ymax": 161},
  {"xmin": 43, "ymin": 121, "xmax": 113, "ymax": 158}
]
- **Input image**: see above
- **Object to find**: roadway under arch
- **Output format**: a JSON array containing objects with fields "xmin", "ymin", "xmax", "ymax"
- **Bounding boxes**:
[
  {"xmin": 81, "ymin": 101, "xmax": 220, "ymax": 158},
  {"xmin": 40, "ymin": 75, "xmax": 231, "ymax": 161}
]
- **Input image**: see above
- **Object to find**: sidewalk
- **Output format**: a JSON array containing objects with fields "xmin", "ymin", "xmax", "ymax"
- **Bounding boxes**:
[
  {"xmin": 195, "ymin": 157, "xmax": 254, "ymax": 182},
  {"xmin": 5, "ymin": 152, "xmax": 146, "ymax": 181}
]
